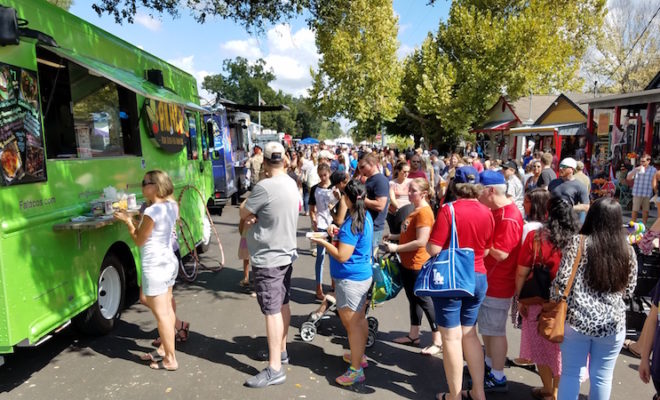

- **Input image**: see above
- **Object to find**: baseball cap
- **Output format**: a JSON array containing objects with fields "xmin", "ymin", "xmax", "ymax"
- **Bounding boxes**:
[
  {"xmin": 453, "ymin": 166, "xmax": 480, "ymax": 184},
  {"xmin": 559, "ymin": 157, "xmax": 577, "ymax": 169},
  {"xmin": 502, "ymin": 160, "xmax": 518, "ymax": 171},
  {"xmin": 470, "ymin": 151, "xmax": 478, "ymax": 158},
  {"xmin": 479, "ymin": 170, "xmax": 506, "ymax": 186},
  {"xmin": 318, "ymin": 150, "xmax": 334, "ymax": 160},
  {"xmin": 264, "ymin": 141, "xmax": 284, "ymax": 162},
  {"xmin": 328, "ymin": 171, "xmax": 348, "ymax": 188},
  {"xmin": 430, "ymin": 149, "xmax": 439, "ymax": 156}
]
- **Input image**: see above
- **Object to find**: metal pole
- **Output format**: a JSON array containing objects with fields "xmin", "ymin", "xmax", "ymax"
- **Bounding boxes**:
[{"xmin": 258, "ymin": 91, "xmax": 261, "ymax": 128}]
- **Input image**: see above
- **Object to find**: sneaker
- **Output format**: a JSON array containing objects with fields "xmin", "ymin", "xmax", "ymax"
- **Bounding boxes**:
[
  {"xmin": 335, "ymin": 366, "xmax": 365, "ymax": 386},
  {"xmin": 311, "ymin": 249, "xmax": 317, "ymax": 257},
  {"xmin": 342, "ymin": 353, "xmax": 369, "ymax": 368},
  {"xmin": 256, "ymin": 350, "xmax": 289, "ymax": 365},
  {"xmin": 244, "ymin": 366, "xmax": 286, "ymax": 388},
  {"xmin": 484, "ymin": 372, "xmax": 508, "ymax": 393}
]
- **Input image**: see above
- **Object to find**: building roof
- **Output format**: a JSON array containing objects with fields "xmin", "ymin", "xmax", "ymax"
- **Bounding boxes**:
[
  {"xmin": 646, "ymin": 70, "xmax": 660, "ymax": 90},
  {"xmin": 579, "ymin": 88, "xmax": 660, "ymax": 109},
  {"xmin": 510, "ymin": 95, "xmax": 557, "ymax": 125}
]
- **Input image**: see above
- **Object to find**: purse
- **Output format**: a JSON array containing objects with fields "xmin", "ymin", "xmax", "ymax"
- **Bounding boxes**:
[
  {"xmin": 519, "ymin": 232, "xmax": 552, "ymax": 305},
  {"xmin": 414, "ymin": 202, "xmax": 476, "ymax": 297},
  {"xmin": 537, "ymin": 235, "xmax": 584, "ymax": 343}
]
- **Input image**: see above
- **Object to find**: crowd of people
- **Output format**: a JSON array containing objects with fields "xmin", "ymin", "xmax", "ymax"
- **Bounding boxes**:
[{"xmin": 119, "ymin": 140, "xmax": 660, "ymax": 400}]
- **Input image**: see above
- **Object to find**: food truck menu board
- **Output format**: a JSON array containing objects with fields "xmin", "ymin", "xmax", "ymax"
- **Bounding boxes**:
[{"xmin": 0, "ymin": 63, "xmax": 46, "ymax": 186}]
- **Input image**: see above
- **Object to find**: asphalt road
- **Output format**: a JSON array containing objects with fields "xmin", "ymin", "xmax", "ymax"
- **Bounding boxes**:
[{"xmin": 0, "ymin": 204, "xmax": 654, "ymax": 400}]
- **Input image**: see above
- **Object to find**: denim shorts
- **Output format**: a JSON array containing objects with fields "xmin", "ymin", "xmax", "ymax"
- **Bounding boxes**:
[
  {"xmin": 335, "ymin": 277, "xmax": 372, "ymax": 312},
  {"xmin": 432, "ymin": 272, "xmax": 487, "ymax": 328}
]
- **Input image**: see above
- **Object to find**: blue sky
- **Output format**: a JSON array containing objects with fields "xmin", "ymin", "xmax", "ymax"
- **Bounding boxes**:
[{"xmin": 70, "ymin": 0, "xmax": 450, "ymax": 107}]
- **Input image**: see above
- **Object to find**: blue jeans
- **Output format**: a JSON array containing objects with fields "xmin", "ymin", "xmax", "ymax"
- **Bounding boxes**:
[
  {"xmin": 372, "ymin": 229, "xmax": 384, "ymax": 257},
  {"xmin": 314, "ymin": 228, "xmax": 326, "ymax": 285},
  {"xmin": 558, "ymin": 324, "xmax": 626, "ymax": 400},
  {"xmin": 302, "ymin": 185, "xmax": 309, "ymax": 213}
]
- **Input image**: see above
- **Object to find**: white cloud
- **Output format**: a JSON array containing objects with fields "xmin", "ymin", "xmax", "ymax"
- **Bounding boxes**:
[
  {"xmin": 220, "ymin": 38, "xmax": 263, "ymax": 60},
  {"xmin": 218, "ymin": 24, "xmax": 319, "ymax": 97},
  {"xmin": 168, "ymin": 55, "xmax": 215, "ymax": 105},
  {"xmin": 134, "ymin": 13, "xmax": 162, "ymax": 31},
  {"xmin": 397, "ymin": 44, "xmax": 415, "ymax": 60}
]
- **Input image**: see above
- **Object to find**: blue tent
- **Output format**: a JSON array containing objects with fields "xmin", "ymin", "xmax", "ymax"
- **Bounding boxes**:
[{"xmin": 300, "ymin": 137, "xmax": 320, "ymax": 145}]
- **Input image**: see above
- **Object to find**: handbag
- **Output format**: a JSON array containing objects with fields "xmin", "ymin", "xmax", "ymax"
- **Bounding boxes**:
[
  {"xmin": 413, "ymin": 202, "xmax": 476, "ymax": 297},
  {"xmin": 537, "ymin": 235, "xmax": 584, "ymax": 343},
  {"xmin": 519, "ymin": 232, "xmax": 552, "ymax": 305}
]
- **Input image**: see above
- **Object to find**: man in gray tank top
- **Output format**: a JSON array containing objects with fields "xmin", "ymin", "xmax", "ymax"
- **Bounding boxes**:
[{"xmin": 240, "ymin": 141, "xmax": 300, "ymax": 388}]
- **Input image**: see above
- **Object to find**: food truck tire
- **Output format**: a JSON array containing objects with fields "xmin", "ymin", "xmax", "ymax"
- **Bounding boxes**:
[{"xmin": 73, "ymin": 254, "xmax": 125, "ymax": 335}]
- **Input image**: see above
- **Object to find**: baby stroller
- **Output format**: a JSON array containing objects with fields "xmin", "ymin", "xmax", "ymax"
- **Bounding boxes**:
[
  {"xmin": 626, "ymin": 245, "xmax": 660, "ymax": 337},
  {"xmin": 298, "ymin": 253, "xmax": 402, "ymax": 347}
]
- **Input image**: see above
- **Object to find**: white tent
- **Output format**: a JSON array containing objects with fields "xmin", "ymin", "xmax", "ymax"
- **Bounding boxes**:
[{"xmin": 323, "ymin": 139, "xmax": 336, "ymax": 146}]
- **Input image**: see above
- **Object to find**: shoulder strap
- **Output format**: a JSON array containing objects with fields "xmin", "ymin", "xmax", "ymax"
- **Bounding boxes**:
[
  {"xmin": 561, "ymin": 235, "xmax": 584, "ymax": 299},
  {"xmin": 532, "ymin": 231, "xmax": 541, "ymax": 265}
]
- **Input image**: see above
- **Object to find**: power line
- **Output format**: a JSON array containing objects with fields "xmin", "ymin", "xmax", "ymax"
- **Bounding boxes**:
[{"xmin": 604, "ymin": 3, "xmax": 660, "ymax": 85}]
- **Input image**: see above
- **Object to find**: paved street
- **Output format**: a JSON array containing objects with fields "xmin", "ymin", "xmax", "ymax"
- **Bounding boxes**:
[{"xmin": 0, "ymin": 204, "xmax": 654, "ymax": 400}]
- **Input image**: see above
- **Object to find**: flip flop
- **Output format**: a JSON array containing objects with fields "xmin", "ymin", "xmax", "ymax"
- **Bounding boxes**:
[
  {"xmin": 622, "ymin": 338, "xmax": 633, "ymax": 350},
  {"xmin": 149, "ymin": 360, "xmax": 178, "ymax": 371},
  {"xmin": 140, "ymin": 350, "xmax": 164, "ymax": 362},
  {"xmin": 531, "ymin": 387, "xmax": 553, "ymax": 400},
  {"xmin": 461, "ymin": 390, "xmax": 474, "ymax": 400},
  {"xmin": 393, "ymin": 335, "xmax": 420, "ymax": 347},
  {"xmin": 435, "ymin": 393, "xmax": 448, "ymax": 400},
  {"xmin": 421, "ymin": 344, "xmax": 442, "ymax": 356}
]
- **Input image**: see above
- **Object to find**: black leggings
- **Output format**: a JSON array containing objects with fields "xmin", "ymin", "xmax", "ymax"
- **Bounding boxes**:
[{"xmin": 400, "ymin": 266, "xmax": 438, "ymax": 331}]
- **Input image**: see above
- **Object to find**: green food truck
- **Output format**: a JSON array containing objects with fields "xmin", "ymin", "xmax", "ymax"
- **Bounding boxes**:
[{"xmin": 0, "ymin": 0, "xmax": 216, "ymax": 365}]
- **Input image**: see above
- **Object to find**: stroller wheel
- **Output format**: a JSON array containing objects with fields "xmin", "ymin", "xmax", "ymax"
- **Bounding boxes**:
[
  {"xmin": 367, "ymin": 316, "xmax": 379, "ymax": 333},
  {"xmin": 366, "ymin": 329, "xmax": 377, "ymax": 348},
  {"xmin": 300, "ymin": 321, "xmax": 317, "ymax": 342}
]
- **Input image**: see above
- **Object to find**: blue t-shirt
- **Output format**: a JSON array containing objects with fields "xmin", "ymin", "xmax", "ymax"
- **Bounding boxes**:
[
  {"xmin": 330, "ymin": 213, "xmax": 374, "ymax": 281},
  {"xmin": 365, "ymin": 173, "xmax": 390, "ymax": 231}
]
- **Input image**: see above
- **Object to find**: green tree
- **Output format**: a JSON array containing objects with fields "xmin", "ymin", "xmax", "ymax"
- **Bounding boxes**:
[
  {"xmin": 413, "ymin": 0, "xmax": 606, "ymax": 148},
  {"xmin": 583, "ymin": 0, "xmax": 660, "ymax": 93},
  {"xmin": 308, "ymin": 0, "xmax": 402, "ymax": 134},
  {"xmin": 47, "ymin": 0, "xmax": 72, "ymax": 9},
  {"xmin": 91, "ymin": 0, "xmax": 307, "ymax": 30}
]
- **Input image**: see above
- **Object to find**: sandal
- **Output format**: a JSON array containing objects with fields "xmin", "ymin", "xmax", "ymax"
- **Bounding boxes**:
[
  {"xmin": 239, "ymin": 279, "xmax": 250, "ymax": 288},
  {"xmin": 149, "ymin": 360, "xmax": 178, "ymax": 371},
  {"xmin": 435, "ymin": 393, "xmax": 448, "ymax": 400},
  {"xmin": 421, "ymin": 344, "xmax": 442, "ymax": 356},
  {"xmin": 393, "ymin": 335, "xmax": 420, "ymax": 347},
  {"xmin": 461, "ymin": 390, "xmax": 474, "ymax": 400},
  {"xmin": 531, "ymin": 387, "xmax": 553, "ymax": 400},
  {"xmin": 140, "ymin": 350, "xmax": 164, "ymax": 362},
  {"xmin": 175, "ymin": 321, "xmax": 190, "ymax": 342},
  {"xmin": 151, "ymin": 321, "xmax": 189, "ymax": 347}
]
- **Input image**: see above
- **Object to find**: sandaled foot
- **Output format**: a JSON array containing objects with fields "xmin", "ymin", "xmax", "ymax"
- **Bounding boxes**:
[
  {"xmin": 393, "ymin": 335, "xmax": 420, "ymax": 347},
  {"xmin": 175, "ymin": 321, "xmax": 190, "ymax": 342},
  {"xmin": 512, "ymin": 357, "xmax": 534, "ymax": 366},
  {"xmin": 461, "ymin": 390, "xmax": 474, "ymax": 400},
  {"xmin": 151, "ymin": 337, "xmax": 162, "ymax": 347},
  {"xmin": 239, "ymin": 279, "xmax": 250, "ymax": 288},
  {"xmin": 149, "ymin": 360, "xmax": 178, "ymax": 371},
  {"xmin": 627, "ymin": 340, "xmax": 641, "ymax": 358},
  {"xmin": 435, "ymin": 392, "xmax": 450, "ymax": 400},
  {"xmin": 421, "ymin": 343, "xmax": 442, "ymax": 356},
  {"xmin": 531, "ymin": 387, "xmax": 553, "ymax": 400},
  {"xmin": 140, "ymin": 350, "xmax": 164, "ymax": 362}
]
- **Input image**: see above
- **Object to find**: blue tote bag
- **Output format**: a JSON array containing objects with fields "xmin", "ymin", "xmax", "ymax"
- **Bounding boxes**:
[{"xmin": 414, "ymin": 202, "xmax": 476, "ymax": 297}]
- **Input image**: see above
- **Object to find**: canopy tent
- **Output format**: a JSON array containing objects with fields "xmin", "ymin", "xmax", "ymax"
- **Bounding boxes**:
[{"xmin": 300, "ymin": 137, "xmax": 319, "ymax": 145}]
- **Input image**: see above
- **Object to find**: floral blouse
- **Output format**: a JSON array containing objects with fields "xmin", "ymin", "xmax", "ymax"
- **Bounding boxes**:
[
  {"xmin": 550, "ymin": 235, "xmax": 637, "ymax": 337},
  {"xmin": 638, "ymin": 230, "xmax": 660, "ymax": 256}
]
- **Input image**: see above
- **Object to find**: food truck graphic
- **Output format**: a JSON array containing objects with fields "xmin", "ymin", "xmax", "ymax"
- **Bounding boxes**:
[{"xmin": 0, "ymin": 0, "xmax": 216, "ymax": 364}]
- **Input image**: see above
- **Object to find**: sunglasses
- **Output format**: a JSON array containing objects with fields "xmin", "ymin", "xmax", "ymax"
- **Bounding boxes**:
[{"xmin": 142, "ymin": 180, "xmax": 155, "ymax": 187}]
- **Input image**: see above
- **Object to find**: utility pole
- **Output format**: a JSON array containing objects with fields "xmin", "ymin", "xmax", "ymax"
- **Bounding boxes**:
[{"xmin": 258, "ymin": 91, "xmax": 261, "ymax": 130}]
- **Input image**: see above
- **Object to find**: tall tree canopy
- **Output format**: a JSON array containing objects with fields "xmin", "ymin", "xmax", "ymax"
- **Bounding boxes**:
[
  {"xmin": 91, "ymin": 0, "xmax": 307, "ymax": 30},
  {"xmin": 405, "ymin": 0, "xmax": 606, "ymax": 148},
  {"xmin": 583, "ymin": 0, "xmax": 660, "ymax": 93},
  {"xmin": 202, "ymin": 57, "xmax": 333, "ymax": 137},
  {"xmin": 308, "ymin": 0, "xmax": 402, "ymax": 137},
  {"xmin": 47, "ymin": 0, "xmax": 72, "ymax": 10}
]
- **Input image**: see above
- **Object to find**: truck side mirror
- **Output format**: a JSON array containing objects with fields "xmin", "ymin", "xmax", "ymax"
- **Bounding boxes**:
[{"xmin": 0, "ymin": 7, "xmax": 19, "ymax": 46}]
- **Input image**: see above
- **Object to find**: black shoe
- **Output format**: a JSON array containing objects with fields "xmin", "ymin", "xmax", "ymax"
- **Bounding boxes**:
[
  {"xmin": 257, "ymin": 350, "xmax": 289, "ymax": 364},
  {"xmin": 245, "ymin": 366, "xmax": 286, "ymax": 388}
]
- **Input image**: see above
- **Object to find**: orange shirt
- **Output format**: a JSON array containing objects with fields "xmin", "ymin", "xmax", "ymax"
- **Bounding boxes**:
[{"xmin": 398, "ymin": 204, "xmax": 435, "ymax": 270}]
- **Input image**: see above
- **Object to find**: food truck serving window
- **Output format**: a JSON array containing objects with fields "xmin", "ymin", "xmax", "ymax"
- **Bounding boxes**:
[{"xmin": 37, "ymin": 48, "xmax": 140, "ymax": 159}]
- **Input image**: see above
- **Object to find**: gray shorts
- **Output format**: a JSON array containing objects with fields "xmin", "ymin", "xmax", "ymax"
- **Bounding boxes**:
[
  {"xmin": 477, "ymin": 296, "xmax": 512, "ymax": 337},
  {"xmin": 335, "ymin": 277, "xmax": 373, "ymax": 312},
  {"xmin": 253, "ymin": 264, "xmax": 292, "ymax": 315}
]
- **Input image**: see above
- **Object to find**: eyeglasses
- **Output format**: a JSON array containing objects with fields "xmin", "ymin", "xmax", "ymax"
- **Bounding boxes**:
[{"xmin": 142, "ymin": 180, "xmax": 155, "ymax": 187}]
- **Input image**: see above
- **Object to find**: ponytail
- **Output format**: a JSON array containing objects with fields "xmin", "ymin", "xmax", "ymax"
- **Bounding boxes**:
[{"xmin": 343, "ymin": 179, "xmax": 367, "ymax": 234}]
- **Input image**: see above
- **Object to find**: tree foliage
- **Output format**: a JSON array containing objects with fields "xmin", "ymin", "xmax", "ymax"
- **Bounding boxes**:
[
  {"xmin": 202, "ymin": 57, "xmax": 337, "ymax": 138},
  {"xmin": 407, "ymin": 0, "xmax": 606, "ymax": 148},
  {"xmin": 47, "ymin": 0, "xmax": 73, "ymax": 10},
  {"xmin": 583, "ymin": 0, "xmax": 660, "ymax": 93},
  {"xmin": 308, "ymin": 0, "xmax": 402, "ymax": 136},
  {"xmin": 91, "ymin": 0, "xmax": 307, "ymax": 31}
]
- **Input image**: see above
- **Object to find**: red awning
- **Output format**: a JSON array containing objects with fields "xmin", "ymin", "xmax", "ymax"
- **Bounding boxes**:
[{"xmin": 471, "ymin": 119, "xmax": 517, "ymax": 133}]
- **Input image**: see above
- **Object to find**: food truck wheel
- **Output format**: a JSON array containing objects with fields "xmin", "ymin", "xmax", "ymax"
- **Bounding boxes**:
[{"xmin": 73, "ymin": 254, "xmax": 125, "ymax": 335}]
